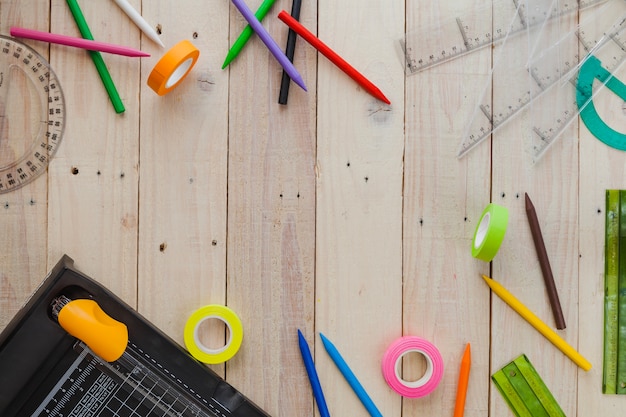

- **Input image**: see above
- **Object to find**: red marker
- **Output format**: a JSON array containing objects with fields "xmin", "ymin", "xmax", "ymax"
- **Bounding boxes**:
[{"xmin": 277, "ymin": 10, "xmax": 391, "ymax": 104}]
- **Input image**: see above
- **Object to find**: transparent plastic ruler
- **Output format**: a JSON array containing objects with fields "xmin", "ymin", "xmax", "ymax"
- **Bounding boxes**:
[
  {"xmin": 400, "ymin": 0, "xmax": 606, "ymax": 75},
  {"xmin": 529, "ymin": 2, "xmax": 626, "ymax": 162},
  {"xmin": 457, "ymin": 0, "xmax": 626, "ymax": 162},
  {"xmin": 492, "ymin": 354, "xmax": 565, "ymax": 416},
  {"xmin": 457, "ymin": 0, "xmax": 571, "ymax": 159}
]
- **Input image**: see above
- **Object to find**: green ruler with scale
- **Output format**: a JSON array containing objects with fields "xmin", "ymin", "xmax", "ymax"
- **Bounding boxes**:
[
  {"xmin": 603, "ymin": 190, "xmax": 626, "ymax": 394},
  {"xmin": 492, "ymin": 354, "xmax": 565, "ymax": 417}
]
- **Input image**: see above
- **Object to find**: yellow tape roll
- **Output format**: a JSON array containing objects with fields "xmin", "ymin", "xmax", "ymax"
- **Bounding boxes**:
[
  {"xmin": 184, "ymin": 305, "xmax": 243, "ymax": 364},
  {"xmin": 472, "ymin": 203, "xmax": 509, "ymax": 262},
  {"xmin": 147, "ymin": 40, "xmax": 199, "ymax": 95}
]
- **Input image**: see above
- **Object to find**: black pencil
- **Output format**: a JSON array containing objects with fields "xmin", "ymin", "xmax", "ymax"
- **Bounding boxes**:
[
  {"xmin": 525, "ymin": 192, "xmax": 566, "ymax": 330},
  {"xmin": 278, "ymin": 0, "xmax": 302, "ymax": 105}
]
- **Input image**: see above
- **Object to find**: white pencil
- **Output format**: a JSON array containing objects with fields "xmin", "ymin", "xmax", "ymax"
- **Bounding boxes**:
[{"xmin": 112, "ymin": 0, "xmax": 165, "ymax": 48}]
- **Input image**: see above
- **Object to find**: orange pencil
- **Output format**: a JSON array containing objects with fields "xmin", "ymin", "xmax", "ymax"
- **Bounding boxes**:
[{"xmin": 453, "ymin": 343, "xmax": 471, "ymax": 417}]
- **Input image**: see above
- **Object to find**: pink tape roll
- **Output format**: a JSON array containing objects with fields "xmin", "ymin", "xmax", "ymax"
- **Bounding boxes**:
[{"xmin": 381, "ymin": 336, "xmax": 444, "ymax": 398}]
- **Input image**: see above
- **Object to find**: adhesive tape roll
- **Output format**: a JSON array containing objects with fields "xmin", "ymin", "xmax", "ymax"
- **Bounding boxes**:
[
  {"xmin": 184, "ymin": 305, "xmax": 243, "ymax": 364},
  {"xmin": 381, "ymin": 336, "xmax": 444, "ymax": 398},
  {"xmin": 148, "ymin": 40, "xmax": 199, "ymax": 95},
  {"xmin": 471, "ymin": 203, "xmax": 509, "ymax": 262}
]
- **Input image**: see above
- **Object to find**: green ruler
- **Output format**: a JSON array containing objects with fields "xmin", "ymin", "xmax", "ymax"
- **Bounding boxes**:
[
  {"xmin": 492, "ymin": 355, "xmax": 565, "ymax": 417},
  {"xmin": 603, "ymin": 189, "xmax": 626, "ymax": 394}
]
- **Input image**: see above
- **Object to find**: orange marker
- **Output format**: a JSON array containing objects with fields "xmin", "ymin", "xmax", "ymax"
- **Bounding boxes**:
[
  {"xmin": 453, "ymin": 343, "xmax": 471, "ymax": 417},
  {"xmin": 277, "ymin": 10, "xmax": 391, "ymax": 104}
]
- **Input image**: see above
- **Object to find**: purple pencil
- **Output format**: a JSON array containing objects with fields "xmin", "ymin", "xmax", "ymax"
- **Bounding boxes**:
[{"xmin": 230, "ymin": 0, "xmax": 307, "ymax": 91}]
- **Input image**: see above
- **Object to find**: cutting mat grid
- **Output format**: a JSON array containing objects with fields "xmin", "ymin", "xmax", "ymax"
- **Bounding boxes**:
[{"xmin": 33, "ymin": 343, "xmax": 223, "ymax": 417}]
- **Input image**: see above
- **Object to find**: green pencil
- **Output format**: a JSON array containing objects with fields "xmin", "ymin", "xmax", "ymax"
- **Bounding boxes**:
[
  {"xmin": 66, "ymin": 0, "xmax": 125, "ymax": 113},
  {"xmin": 222, "ymin": 0, "xmax": 276, "ymax": 68}
]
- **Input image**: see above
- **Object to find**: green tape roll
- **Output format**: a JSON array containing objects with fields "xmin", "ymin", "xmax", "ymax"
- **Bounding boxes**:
[{"xmin": 472, "ymin": 203, "xmax": 509, "ymax": 262}]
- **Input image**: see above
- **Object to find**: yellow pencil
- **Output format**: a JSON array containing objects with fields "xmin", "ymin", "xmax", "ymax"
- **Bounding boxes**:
[{"xmin": 482, "ymin": 275, "xmax": 592, "ymax": 371}]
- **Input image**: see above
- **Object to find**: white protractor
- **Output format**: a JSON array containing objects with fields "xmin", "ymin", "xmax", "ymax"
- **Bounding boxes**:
[{"xmin": 0, "ymin": 35, "xmax": 65, "ymax": 193}]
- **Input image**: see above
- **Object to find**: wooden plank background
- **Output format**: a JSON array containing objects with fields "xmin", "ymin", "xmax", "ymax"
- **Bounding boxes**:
[{"xmin": 1, "ymin": 0, "xmax": 626, "ymax": 416}]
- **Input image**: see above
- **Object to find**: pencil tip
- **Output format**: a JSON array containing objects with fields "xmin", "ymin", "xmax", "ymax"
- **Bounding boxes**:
[
  {"xmin": 222, "ymin": 53, "xmax": 234, "ymax": 69},
  {"xmin": 296, "ymin": 78, "xmax": 307, "ymax": 91},
  {"xmin": 463, "ymin": 343, "xmax": 471, "ymax": 361},
  {"xmin": 525, "ymin": 192, "xmax": 532, "ymax": 209},
  {"xmin": 372, "ymin": 88, "xmax": 391, "ymax": 104}
]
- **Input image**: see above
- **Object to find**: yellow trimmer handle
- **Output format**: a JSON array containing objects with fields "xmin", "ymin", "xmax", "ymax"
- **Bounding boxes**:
[{"xmin": 57, "ymin": 299, "xmax": 128, "ymax": 362}]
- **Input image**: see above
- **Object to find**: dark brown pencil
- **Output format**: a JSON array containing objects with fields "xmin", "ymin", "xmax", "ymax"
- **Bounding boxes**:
[{"xmin": 525, "ymin": 192, "xmax": 566, "ymax": 330}]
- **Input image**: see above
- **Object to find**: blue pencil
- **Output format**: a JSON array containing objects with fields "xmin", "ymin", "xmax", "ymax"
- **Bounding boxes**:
[
  {"xmin": 319, "ymin": 333, "xmax": 383, "ymax": 417},
  {"xmin": 297, "ymin": 330, "xmax": 331, "ymax": 417}
]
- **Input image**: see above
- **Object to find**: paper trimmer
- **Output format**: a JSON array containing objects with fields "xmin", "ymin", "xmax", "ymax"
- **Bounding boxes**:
[
  {"xmin": 0, "ymin": 255, "xmax": 272, "ymax": 417},
  {"xmin": 0, "ymin": 35, "xmax": 65, "ymax": 193}
]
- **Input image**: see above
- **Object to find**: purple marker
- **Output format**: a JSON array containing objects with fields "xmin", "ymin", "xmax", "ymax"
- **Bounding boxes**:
[{"xmin": 231, "ymin": 0, "xmax": 307, "ymax": 91}]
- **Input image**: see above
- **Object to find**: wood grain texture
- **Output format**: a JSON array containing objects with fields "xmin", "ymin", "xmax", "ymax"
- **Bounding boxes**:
[
  {"xmin": 315, "ymin": 1, "xmax": 403, "ymax": 416},
  {"xmin": 405, "ymin": 1, "xmax": 492, "ymax": 415},
  {"xmin": 0, "ymin": 1, "xmax": 51, "ymax": 329},
  {"xmin": 225, "ymin": 0, "xmax": 317, "ymax": 415},
  {"xmin": 48, "ymin": 0, "xmax": 140, "ymax": 305},
  {"xmin": 578, "ymin": 2, "xmax": 626, "ymax": 409},
  {"xmin": 488, "ymin": 2, "xmax": 580, "ymax": 415},
  {"xmin": 137, "ymin": 0, "xmax": 230, "ymax": 367},
  {"xmin": 0, "ymin": 0, "xmax": 624, "ymax": 416}
]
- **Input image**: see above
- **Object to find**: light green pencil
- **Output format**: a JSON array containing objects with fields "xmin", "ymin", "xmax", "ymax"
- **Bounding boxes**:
[{"xmin": 222, "ymin": 0, "xmax": 276, "ymax": 68}]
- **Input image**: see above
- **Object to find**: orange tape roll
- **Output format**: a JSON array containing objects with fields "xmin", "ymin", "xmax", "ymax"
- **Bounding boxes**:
[{"xmin": 147, "ymin": 40, "xmax": 199, "ymax": 95}]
